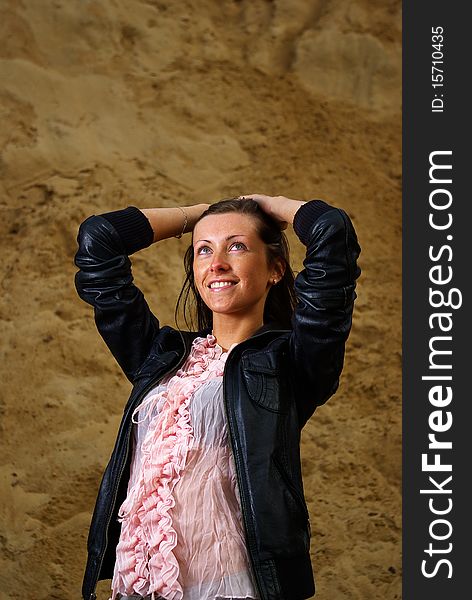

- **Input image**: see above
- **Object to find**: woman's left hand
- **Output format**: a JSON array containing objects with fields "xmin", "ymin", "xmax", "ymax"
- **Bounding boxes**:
[{"xmin": 238, "ymin": 194, "xmax": 306, "ymax": 228}]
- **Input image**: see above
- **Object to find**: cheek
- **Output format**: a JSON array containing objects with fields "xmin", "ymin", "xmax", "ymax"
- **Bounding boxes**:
[
  {"xmin": 193, "ymin": 269, "xmax": 212, "ymax": 299},
  {"xmin": 194, "ymin": 276, "xmax": 204, "ymax": 294},
  {"xmin": 241, "ymin": 267, "xmax": 270, "ymax": 294},
  {"xmin": 244, "ymin": 256, "xmax": 271, "ymax": 282}
]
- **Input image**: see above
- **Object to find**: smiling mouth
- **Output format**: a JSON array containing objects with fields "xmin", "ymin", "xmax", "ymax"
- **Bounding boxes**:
[{"xmin": 208, "ymin": 281, "xmax": 237, "ymax": 290}]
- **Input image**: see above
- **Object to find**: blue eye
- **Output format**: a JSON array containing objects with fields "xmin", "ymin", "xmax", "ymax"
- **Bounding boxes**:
[
  {"xmin": 196, "ymin": 246, "xmax": 211, "ymax": 255},
  {"xmin": 230, "ymin": 242, "xmax": 246, "ymax": 251}
]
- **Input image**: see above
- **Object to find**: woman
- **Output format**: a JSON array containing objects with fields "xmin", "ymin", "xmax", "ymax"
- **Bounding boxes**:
[{"xmin": 75, "ymin": 194, "xmax": 361, "ymax": 600}]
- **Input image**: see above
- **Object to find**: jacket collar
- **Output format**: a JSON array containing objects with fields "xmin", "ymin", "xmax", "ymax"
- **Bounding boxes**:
[
  {"xmin": 176, "ymin": 321, "xmax": 289, "ymax": 356},
  {"xmin": 200, "ymin": 321, "xmax": 287, "ymax": 339}
]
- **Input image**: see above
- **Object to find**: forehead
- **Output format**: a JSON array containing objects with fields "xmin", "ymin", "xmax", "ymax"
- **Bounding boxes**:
[{"xmin": 193, "ymin": 212, "xmax": 259, "ymax": 240}]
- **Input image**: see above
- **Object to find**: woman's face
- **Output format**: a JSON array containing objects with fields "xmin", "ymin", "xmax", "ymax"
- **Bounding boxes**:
[{"xmin": 192, "ymin": 213, "xmax": 282, "ymax": 321}]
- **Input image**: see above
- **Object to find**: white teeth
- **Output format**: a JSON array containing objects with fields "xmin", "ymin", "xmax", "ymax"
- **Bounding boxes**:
[{"xmin": 209, "ymin": 281, "xmax": 235, "ymax": 289}]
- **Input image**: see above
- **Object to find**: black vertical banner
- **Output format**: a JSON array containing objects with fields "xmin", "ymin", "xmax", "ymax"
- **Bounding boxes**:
[{"xmin": 403, "ymin": 3, "xmax": 469, "ymax": 599}]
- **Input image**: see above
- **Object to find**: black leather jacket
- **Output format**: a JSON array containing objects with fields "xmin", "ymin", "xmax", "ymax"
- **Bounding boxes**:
[{"xmin": 74, "ymin": 200, "xmax": 361, "ymax": 600}]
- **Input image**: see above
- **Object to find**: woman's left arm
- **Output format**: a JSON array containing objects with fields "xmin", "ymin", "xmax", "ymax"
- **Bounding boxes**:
[{"xmin": 240, "ymin": 194, "xmax": 361, "ymax": 427}]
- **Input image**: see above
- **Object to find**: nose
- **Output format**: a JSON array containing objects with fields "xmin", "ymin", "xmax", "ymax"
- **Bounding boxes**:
[{"xmin": 210, "ymin": 249, "xmax": 230, "ymax": 272}]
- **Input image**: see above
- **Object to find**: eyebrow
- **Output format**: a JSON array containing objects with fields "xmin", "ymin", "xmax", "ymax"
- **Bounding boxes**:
[{"xmin": 194, "ymin": 234, "xmax": 249, "ymax": 244}]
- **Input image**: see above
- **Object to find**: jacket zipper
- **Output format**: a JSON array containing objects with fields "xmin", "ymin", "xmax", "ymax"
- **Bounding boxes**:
[
  {"xmin": 90, "ymin": 332, "xmax": 190, "ymax": 600},
  {"xmin": 223, "ymin": 328, "xmax": 288, "ymax": 600},
  {"xmin": 223, "ymin": 365, "xmax": 261, "ymax": 596}
]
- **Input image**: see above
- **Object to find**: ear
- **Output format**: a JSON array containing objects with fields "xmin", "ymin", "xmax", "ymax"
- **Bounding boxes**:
[{"xmin": 271, "ymin": 257, "xmax": 286, "ymax": 282}]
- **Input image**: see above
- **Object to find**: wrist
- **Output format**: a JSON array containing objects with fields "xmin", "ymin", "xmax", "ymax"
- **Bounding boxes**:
[
  {"xmin": 179, "ymin": 204, "xmax": 210, "ymax": 235},
  {"xmin": 279, "ymin": 198, "xmax": 307, "ymax": 224}
]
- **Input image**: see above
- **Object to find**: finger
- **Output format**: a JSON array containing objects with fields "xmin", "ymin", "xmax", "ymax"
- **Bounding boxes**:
[{"xmin": 238, "ymin": 194, "xmax": 260, "ymax": 200}]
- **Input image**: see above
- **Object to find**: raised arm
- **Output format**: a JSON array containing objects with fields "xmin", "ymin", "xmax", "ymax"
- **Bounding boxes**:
[
  {"xmin": 74, "ymin": 204, "xmax": 209, "ymax": 382},
  {"xmin": 239, "ymin": 194, "xmax": 361, "ymax": 426}
]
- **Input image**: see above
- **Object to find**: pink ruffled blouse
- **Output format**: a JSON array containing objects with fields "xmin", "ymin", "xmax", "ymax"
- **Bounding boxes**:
[{"xmin": 110, "ymin": 334, "xmax": 259, "ymax": 600}]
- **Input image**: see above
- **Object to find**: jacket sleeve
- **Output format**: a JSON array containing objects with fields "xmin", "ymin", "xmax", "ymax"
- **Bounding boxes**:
[
  {"xmin": 289, "ymin": 199, "xmax": 361, "ymax": 426},
  {"xmin": 74, "ymin": 206, "xmax": 158, "ymax": 383}
]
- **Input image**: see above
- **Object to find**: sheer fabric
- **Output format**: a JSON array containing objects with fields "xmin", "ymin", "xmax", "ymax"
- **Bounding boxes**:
[{"xmin": 110, "ymin": 334, "xmax": 259, "ymax": 600}]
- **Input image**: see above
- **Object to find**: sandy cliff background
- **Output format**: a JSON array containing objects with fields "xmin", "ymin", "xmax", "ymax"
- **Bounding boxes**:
[{"xmin": 0, "ymin": 1, "xmax": 401, "ymax": 599}]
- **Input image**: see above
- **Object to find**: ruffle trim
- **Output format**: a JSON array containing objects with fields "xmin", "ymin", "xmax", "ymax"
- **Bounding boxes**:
[{"xmin": 111, "ymin": 334, "xmax": 228, "ymax": 600}]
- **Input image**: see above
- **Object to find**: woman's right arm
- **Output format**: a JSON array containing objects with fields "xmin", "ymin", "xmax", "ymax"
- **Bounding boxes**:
[{"xmin": 74, "ymin": 204, "xmax": 209, "ymax": 382}]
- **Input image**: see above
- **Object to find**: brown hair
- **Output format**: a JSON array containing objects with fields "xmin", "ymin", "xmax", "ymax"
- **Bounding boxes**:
[{"xmin": 175, "ymin": 198, "xmax": 297, "ymax": 331}]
